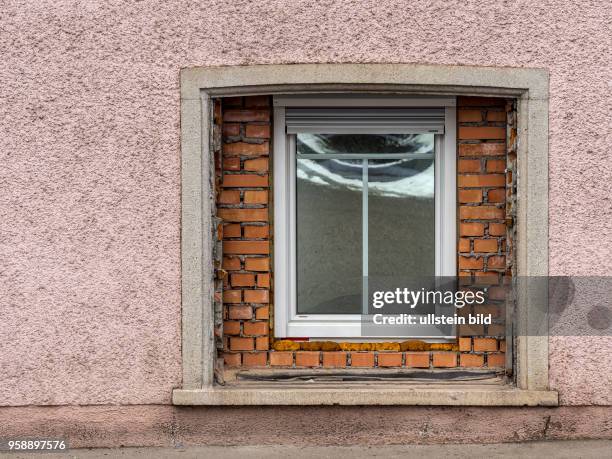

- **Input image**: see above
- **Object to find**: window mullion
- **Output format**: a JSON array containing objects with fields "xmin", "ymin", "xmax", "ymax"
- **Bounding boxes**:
[{"xmin": 362, "ymin": 158, "xmax": 369, "ymax": 315}]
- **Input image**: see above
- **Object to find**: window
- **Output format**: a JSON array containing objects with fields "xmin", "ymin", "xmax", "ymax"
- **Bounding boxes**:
[
  {"xmin": 273, "ymin": 96, "xmax": 457, "ymax": 338},
  {"xmin": 177, "ymin": 64, "xmax": 554, "ymax": 404}
]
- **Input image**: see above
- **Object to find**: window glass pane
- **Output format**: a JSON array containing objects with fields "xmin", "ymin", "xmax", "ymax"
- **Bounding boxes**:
[
  {"xmin": 368, "ymin": 153, "xmax": 436, "ymax": 312},
  {"xmin": 295, "ymin": 133, "xmax": 435, "ymax": 316},
  {"xmin": 297, "ymin": 133, "xmax": 433, "ymax": 155},
  {"xmin": 296, "ymin": 157, "xmax": 362, "ymax": 314}
]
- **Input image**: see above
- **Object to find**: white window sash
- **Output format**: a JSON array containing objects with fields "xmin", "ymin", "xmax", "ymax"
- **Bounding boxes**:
[{"xmin": 273, "ymin": 97, "xmax": 457, "ymax": 339}]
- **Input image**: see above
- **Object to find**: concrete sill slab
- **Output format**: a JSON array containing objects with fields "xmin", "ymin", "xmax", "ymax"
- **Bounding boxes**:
[{"xmin": 172, "ymin": 384, "xmax": 559, "ymax": 406}]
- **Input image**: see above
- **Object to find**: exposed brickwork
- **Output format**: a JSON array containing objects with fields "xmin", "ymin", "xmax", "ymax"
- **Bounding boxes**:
[
  {"xmin": 457, "ymin": 96, "xmax": 508, "ymax": 280},
  {"xmin": 217, "ymin": 96, "xmax": 272, "ymax": 365},
  {"xmin": 218, "ymin": 95, "xmax": 511, "ymax": 371},
  {"xmin": 455, "ymin": 96, "xmax": 510, "ymax": 370}
]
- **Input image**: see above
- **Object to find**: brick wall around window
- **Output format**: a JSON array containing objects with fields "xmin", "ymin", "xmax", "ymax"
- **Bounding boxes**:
[{"xmin": 216, "ymin": 95, "xmax": 511, "ymax": 371}]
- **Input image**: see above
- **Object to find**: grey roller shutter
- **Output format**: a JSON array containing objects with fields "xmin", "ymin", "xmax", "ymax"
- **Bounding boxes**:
[{"xmin": 285, "ymin": 108, "xmax": 445, "ymax": 134}]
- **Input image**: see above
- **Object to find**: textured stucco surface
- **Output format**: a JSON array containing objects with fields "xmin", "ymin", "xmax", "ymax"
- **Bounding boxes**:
[{"xmin": 0, "ymin": 1, "xmax": 610, "ymax": 406}]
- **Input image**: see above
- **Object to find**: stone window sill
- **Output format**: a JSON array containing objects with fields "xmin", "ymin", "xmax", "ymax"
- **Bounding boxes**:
[{"xmin": 172, "ymin": 384, "xmax": 558, "ymax": 406}]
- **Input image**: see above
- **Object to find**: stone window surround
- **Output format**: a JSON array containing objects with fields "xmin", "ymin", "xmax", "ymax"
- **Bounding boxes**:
[{"xmin": 174, "ymin": 63, "xmax": 556, "ymax": 406}]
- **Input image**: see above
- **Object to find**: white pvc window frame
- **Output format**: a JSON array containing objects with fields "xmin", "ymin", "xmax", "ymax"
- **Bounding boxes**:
[{"xmin": 273, "ymin": 96, "xmax": 457, "ymax": 338}]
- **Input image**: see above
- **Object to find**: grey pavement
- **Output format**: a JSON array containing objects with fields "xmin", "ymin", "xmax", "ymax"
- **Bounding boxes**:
[{"xmin": 3, "ymin": 440, "xmax": 611, "ymax": 459}]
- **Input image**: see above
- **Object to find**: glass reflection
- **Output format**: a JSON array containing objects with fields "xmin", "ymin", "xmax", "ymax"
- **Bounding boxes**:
[
  {"xmin": 297, "ymin": 133, "xmax": 433, "ymax": 156},
  {"xmin": 295, "ymin": 134, "xmax": 435, "ymax": 315}
]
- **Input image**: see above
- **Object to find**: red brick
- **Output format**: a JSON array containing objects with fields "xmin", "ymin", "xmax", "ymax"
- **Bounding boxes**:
[
  {"xmin": 458, "ymin": 324, "xmax": 485, "ymax": 336},
  {"xmin": 244, "ymin": 289, "xmax": 269, "ymax": 303},
  {"xmin": 459, "ymin": 143, "xmax": 506, "ymax": 157},
  {"xmin": 216, "ymin": 223, "xmax": 223, "ymax": 241},
  {"xmin": 256, "ymin": 274, "xmax": 270, "ymax": 288},
  {"xmin": 230, "ymin": 337, "xmax": 254, "ymax": 351},
  {"xmin": 474, "ymin": 239, "xmax": 498, "ymax": 253},
  {"xmin": 223, "ymin": 110, "xmax": 270, "ymax": 122},
  {"xmin": 270, "ymin": 351, "xmax": 293, "ymax": 366},
  {"xmin": 475, "ymin": 271, "xmax": 500, "ymax": 282},
  {"xmin": 473, "ymin": 338, "xmax": 498, "ymax": 352},
  {"xmin": 459, "ymin": 189, "xmax": 482, "ymax": 203},
  {"xmin": 218, "ymin": 190, "xmax": 241, "ymax": 204},
  {"xmin": 223, "ymin": 174, "xmax": 269, "ymax": 188},
  {"xmin": 405, "ymin": 352, "xmax": 430, "ymax": 368},
  {"xmin": 223, "ymin": 353, "xmax": 241, "ymax": 367},
  {"xmin": 486, "ymin": 159, "xmax": 506, "ymax": 173},
  {"xmin": 223, "ymin": 240, "xmax": 270, "ymax": 254},
  {"xmin": 322, "ymin": 352, "xmax": 347, "ymax": 368},
  {"xmin": 228, "ymin": 304, "xmax": 252, "ymax": 319},
  {"xmin": 244, "ymin": 157, "xmax": 269, "ymax": 172},
  {"xmin": 458, "ymin": 109, "xmax": 482, "ymax": 122},
  {"xmin": 377, "ymin": 352, "xmax": 403, "ymax": 367},
  {"xmin": 458, "ymin": 174, "xmax": 506, "ymax": 187},
  {"xmin": 245, "ymin": 124, "xmax": 271, "ymax": 138},
  {"xmin": 432, "ymin": 352, "xmax": 458, "ymax": 367},
  {"xmin": 223, "ymin": 321, "xmax": 241, "ymax": 335},
  {"xmin": 460, "ymin": 206, "xmax": 505, "ymax": 220},
  {"xmin": 487, "ymin": 188, "xmax": 505, "ymax": 203},
  {"xmin": 239, "ymin": 275, "xmax": 258, "ymax": 292},
  {"xmin": 459, "ymin": 127, "xmax": 506, "ymax": 140},
  {"xmin": 231, "ymin": 273, "xmax": 255, "ymax": 287},
  {"xmin": 243, "ymin": 224, "xmax": 269, "ymax": 238},
  {"xmin": 459, "ymin": 238, "xmax": 471, "ymax": 253},
  {"xmin": 223, "ymin": 290, "xmax": 242, "ymax": 304},
  {"xmin": 223, "ymin": 224, "xmax": 241, "ymax": 238},
  {"xmin": 488, "ymin": 223, "xmax": 506, "ymax": 236},
  {"xmin": 486, "ymin": 111, "xmax": 506, "ymax": 122},
  {"xmin": 460, "ymin": 354, "xmax": 484, "ymax": 367},
  {"xmin": 458, "ymin": 159, "xmax": 481, "ymax": 173},
  {"xmin": 222, "ymin": 123, "xmax": 240, "ymax": 137},
  {"xmin": 460, "ymin": 222, "xmax": 485, "ymax": 236},
  {"xmin": 242, "ymin": 352, "xmax": 267, "ymax": 367},
  {"xmin": 244, "ymin": 257, "xmax": 270, "ymax": 271},
  {"xmin": 218, "ymin": 209, "xmax": 268, "ymax": 223},
  {"xmin": 350, "ymin": 352, "xmax": 375, "ymax": 367},
  {"xmin": 223, "ymin": 157, "xmax": 241, "ymax": 171},
  {"xmin": 255, "ymin": 336, "xmax": 269, "ymax": 350},
  {"xmin": 487, "ymin": 255, "xmax": 506, "ymax": 269},
  {"xmin": 224, "ymin": 141, "xmax": 269, "ymax": 156},
  {"xmin": 243, "ymin": 321, "xmax": 269, "ymax": 336},
  {"xmin": 244, "ymin": 190, "xmax": 268, "ymax": 204},
  {"xmin": 474, "ymin": 304, "xmax": 502, "ymax": 317},
  {"xmin": 244, "ymin": 96, "xmax": 270, "ymax": 108},
  {"xmin": 255, "ymin": 306, "xmax": 269, "ymax": 320},
  {"xmin": 487, "ymin": 353, "xmax": 506, "ymax": 367},
  {"xmin": 458, "ymin": 337, "xmax": 472, "ymax": 352},
  {"xmin": 295, "ymin": 351, "xmax": 321, "ymax": 367},
  {"xmin": 222, "ymin": 256, "xmax": 241, "ymax": 271},
  {"xmin": 488, "ymin": 286, "xmax": 507, "ymax": 300},
  {"xmin": 459, "ymin": 256, "xmax": 484, "ymax": 270}
]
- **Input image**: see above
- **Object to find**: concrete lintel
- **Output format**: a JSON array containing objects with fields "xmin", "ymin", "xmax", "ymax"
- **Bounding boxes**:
[
  {"xmin": 172, "ymin": 386, "xmax": 559, "ymax": 407},
  {"xmin": 180, "ymin": 64, "xmax": 549, "ymax": 100}
]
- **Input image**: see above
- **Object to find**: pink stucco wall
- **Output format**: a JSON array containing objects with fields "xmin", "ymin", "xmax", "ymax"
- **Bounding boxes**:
[{"xmin": 0, "ymin": 0, "xmax": 610, "ymax": 409}]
